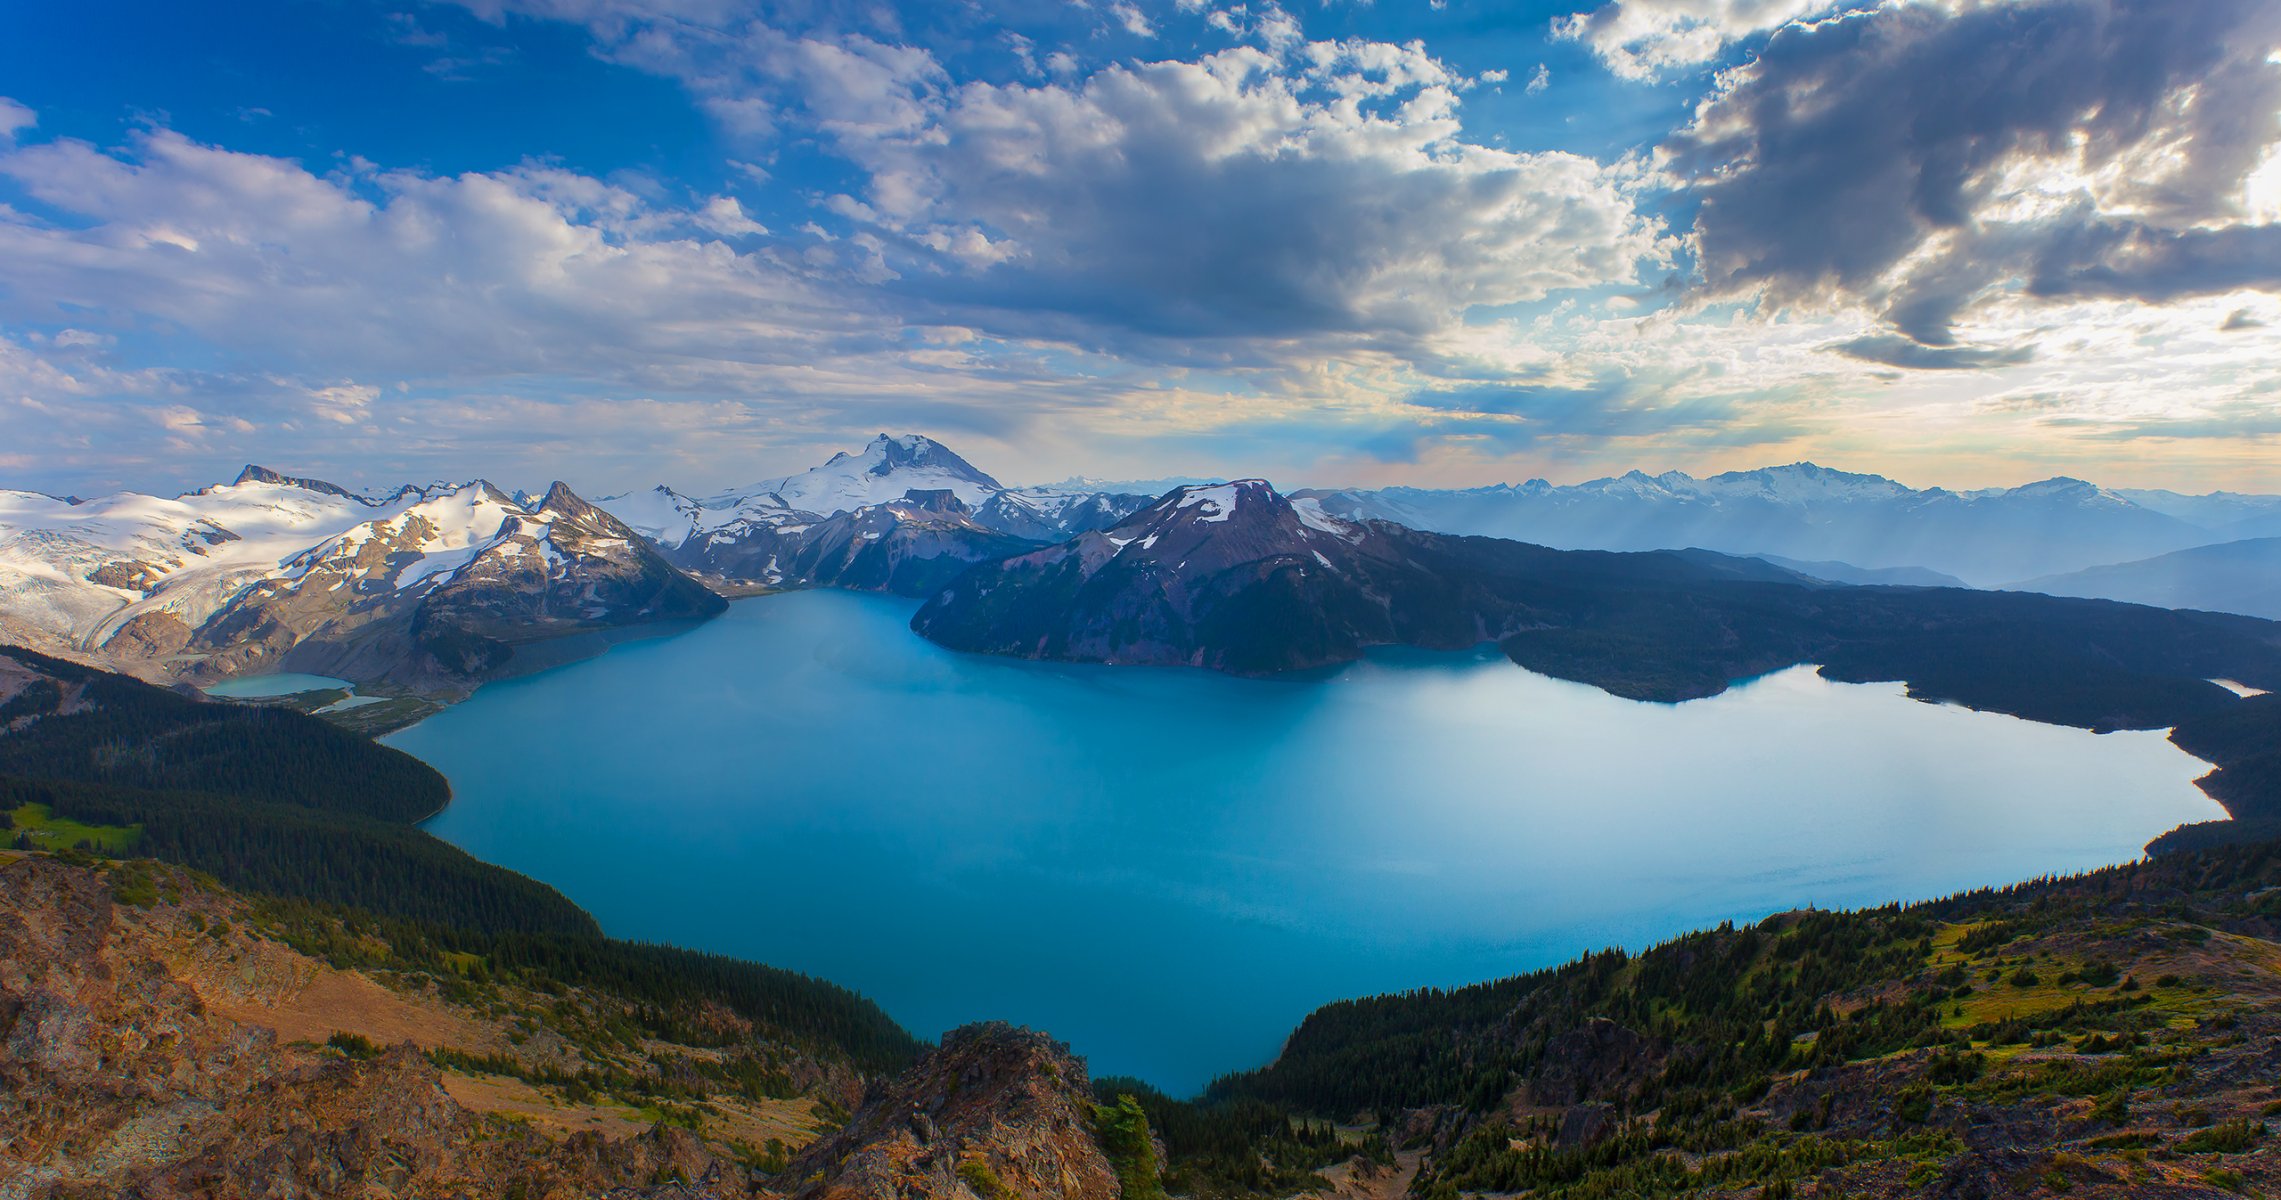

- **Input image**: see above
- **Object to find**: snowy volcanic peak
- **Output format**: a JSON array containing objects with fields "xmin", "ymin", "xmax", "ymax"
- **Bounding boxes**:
[
  {"xmin": 600, "ymin": 434, "xmax": 1019, "ymax": 544},
  {"xmin": 735, "ymin": 433, "xmax": 1005, "ymax": 517},
  {"xmin": 600, "ymin": 436, "xmax": 1154, "ymax": 574}
]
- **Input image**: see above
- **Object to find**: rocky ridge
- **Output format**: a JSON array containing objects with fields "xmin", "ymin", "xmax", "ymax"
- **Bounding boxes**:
[
  {"xmin": 600, "ymin": 436, "xmax": 1151, "ymax": 597},
  {"xmin": 0, "ymin": 469, "xmax": 724, "ymax": 699},
  {"xmin": 0, "ymin": 853, "xmax": 771, "ymax": 1198},
  {"xmin": 0, "ymin": 849, "xmax": 1159, "ymax": 1200},
  {"xmin": 784, "ymin": 1023, "xmax": 1133, "ymax": 1200}
]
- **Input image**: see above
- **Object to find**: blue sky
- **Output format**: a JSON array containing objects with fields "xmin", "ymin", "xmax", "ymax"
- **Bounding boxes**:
[{"xmin": 2, "ymin": 0, "xmax": 2279, "ymax": 497}]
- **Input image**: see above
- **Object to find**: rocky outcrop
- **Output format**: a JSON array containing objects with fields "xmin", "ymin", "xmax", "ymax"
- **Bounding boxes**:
[
  {"xmin": 675, "ymin": 490, "xmax": 1040, "ymax": 597},
  {"xmin": 785, "ymin": 1023, "xmax": 1127, "ymax": 1200},
  {"xmin": 126, "ymin": 480, "xmax": 725, "ymax": 695},
  {"xmin": 0, "ymin": 855, "xmax": 752, "ymax": 1199},
  {"xmin": 1521, "ymin": 1018, "xmax": 1665, "ymax": 1109}
]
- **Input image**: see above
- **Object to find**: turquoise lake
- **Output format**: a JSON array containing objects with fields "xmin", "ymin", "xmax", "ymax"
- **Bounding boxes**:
[{"xmin": 390, "ymin": 590, "xmax": 2224, "ymax": 1095}]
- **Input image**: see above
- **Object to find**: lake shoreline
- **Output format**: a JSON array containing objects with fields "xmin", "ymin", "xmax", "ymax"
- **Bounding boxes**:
[{"xmin": 383, "ymin": 589, "xmax": 2229, "ymax": 1094}]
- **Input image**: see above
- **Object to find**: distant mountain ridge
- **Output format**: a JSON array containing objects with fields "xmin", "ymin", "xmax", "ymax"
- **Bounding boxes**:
[
  {"xmin": 0, "ymin": 436, "xmax": 1166, "ymax": 693},
  {"xmin": 0, "ymin": 468, "xmax": 722, "ymax": 695},
  {"xmin": 8, "ymin": 440, "xmax": 2281, "ymax": 700},
  {"xmin": 2010, "ymin": 537, "xmax": 2281, "ymax": 620},
  {"xmin": 600, "ymin": 434, "xmax": 1154, "ymax": 594},
  {"xmin": 1298, "ymin": 462, "xmax": 2276, "ymax": 586},
  {"xmin": 915, "ymin": 478, "xmax": 2281, "ymax": 736}
]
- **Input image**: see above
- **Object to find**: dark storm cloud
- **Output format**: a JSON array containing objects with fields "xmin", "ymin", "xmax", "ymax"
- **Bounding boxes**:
[
  {"xmin": 1832, "ymin": 335, "xmax": 2034, "ymax": 371},
  {"xmin": 1666, "ymin": 0, "xmax": 2281, "ymax": 349}
]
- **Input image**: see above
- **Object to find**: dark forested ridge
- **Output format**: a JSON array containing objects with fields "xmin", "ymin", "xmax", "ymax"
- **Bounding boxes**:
[
  {"xmin": 1169, "ymin": 839, "xmax": 2281, "ymax": 1198},
  {"xmin": 916, "ymin": 484, "xmax": 2281, "ymax": 851},
  {"xmin": 0, "ymin": 645, "xmax": 449, "ymax": 821},
  {"xmin": 0, "ymin": 643, "xmax": 922, "ymax": 1075}
]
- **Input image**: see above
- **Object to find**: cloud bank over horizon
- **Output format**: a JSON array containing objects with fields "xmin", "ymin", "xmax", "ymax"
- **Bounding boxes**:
[{"xmin": 0, "ymin": 0, "xmax": 2278, "ymax": 496}]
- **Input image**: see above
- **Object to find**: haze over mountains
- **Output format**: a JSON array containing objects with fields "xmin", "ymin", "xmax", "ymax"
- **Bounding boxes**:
[
  {"xmin": 4, "ymin": 434, "xmax": 2279, "ymax": 697},
  {"xmin": 1300, "ymin": 463, "xmax": 2281, "ymax": 588}
]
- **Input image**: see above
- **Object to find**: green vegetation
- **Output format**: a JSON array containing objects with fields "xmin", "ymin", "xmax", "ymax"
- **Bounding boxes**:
[
  {"xmin": 957, "ymin": 1156, "xmax": 1011, "ymax": 1200},
  {"xmin": 0, "ymin": 647, "xmax": 448, "ymax": 821},
  {"xmin": 1091, "ymin": 1093, "xmax": 1166, "ymax": 1200},
  {"xmin": 7, "ymin": 800, "xmax": 139, "ymax": 854},
  {"xmin": 2178, "ymin": 1119, "xmax": 2262, "ymax": 1155},
  {"xmin": 1177, "ymin": 839, "xmax": 2281, "ymax": 1198},
  {"xmin": 0, "ymin": 644, "xmax": 923, "ymax": 1077},
  {"xmin": 0, "ymin": 775, "xmax": 596, "ymax": 937},
  {"xmin": 1097, "ymin": 1077, "xmax": 1380, "ymax": 1198},
  {"xmin": 327, "ymin": 1031, "xmax": 384, "ymax": 1060}
]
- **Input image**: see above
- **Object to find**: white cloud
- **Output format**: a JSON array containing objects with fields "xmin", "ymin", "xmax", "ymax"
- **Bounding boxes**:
[
  {"xmin": 1552, "ymin": 0, "xmax": 1852, "ymax": 80},
  {"xmin": 438, "ymin": 2, "xmax": 1666, "ymax": 360},
  {"xmin": 1111, "ymin": 2, "xmax": 1156, "ymax": 38},
  {"xmin": 777, "ymin": 38, "xmax": 1669, "ymax": 357},
  {"xmin": 0, "ymin": 98, "xmax": 32, "ymax": 142},
  {"xmin": 0, "ymin": 129, "xmax": 871, "ymax": 383}
]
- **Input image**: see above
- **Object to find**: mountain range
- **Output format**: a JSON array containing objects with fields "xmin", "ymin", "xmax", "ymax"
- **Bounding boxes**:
[
  {"xmin": 6, "ymin": 435, "xmax": 2281, "ymax": 701},
  {"xmin": 598, "ymin": 434, "xmax": 1153, "ymax": 594},
  {"xmin": 2010, "ymin": 537, "xmax": 2281, "ymax": 620},
  {"xmin": 1298, "ymin": 462, "xmax": 2281, "ymax": 588},
  {"xmin": 912, "ymin": 478, "xmax": 2281, "ymax": 731},
  {"xmin": 0, "ymin": 469, "xmax": 720, "ymax": 695}
]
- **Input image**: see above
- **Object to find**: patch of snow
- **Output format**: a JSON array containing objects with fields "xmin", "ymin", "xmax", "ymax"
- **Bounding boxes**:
[
  {"xmin": 1174, "ymin": 484, "xmax": 1241, "ymax": 522},
  {"xmin": 394, "ymin": 546, "xmax": 485, "ymax": 591},
  {"xmin": 2212, "ymin": 678, "xmax": 2271, "ymax": 698},
  {"xmin": 596, "ymin": 485, "xmax": 702, "ymax": 548}
]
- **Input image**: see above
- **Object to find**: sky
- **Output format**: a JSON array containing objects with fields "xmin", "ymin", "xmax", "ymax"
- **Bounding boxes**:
[{"xmin": 2, "ymin": 0, "xmax": 2280, "ymax": 498}]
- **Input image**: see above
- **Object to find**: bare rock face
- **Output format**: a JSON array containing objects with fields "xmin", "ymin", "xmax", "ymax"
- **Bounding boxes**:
[
  {"xmin": 673, "ymin": 489, "xmax": 1041, "ymax": 597},
  {"xmin": 101, "ymin": 611, "xmax": 192, "ymax": 662},
  {"xmin": 0, "ymin": 856, "xmax": 745, "ymax": 1199},
  {"xmin": 786, "ymin": 1023, "xmax": 1126, "ymax": 1200},
  {"xmin": 1522, "ymin": 1017, "xmax": 1664, "ymax": 1109}
]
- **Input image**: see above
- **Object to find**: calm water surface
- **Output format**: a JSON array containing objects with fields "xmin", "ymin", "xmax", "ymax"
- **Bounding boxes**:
[
  {"xmin": 203, "ymin": 672, "xmax": 351, "ymax": 697},
  {"xmin": 391, "ymin": 591, "xmax": 2223, "ymax": 1094}
]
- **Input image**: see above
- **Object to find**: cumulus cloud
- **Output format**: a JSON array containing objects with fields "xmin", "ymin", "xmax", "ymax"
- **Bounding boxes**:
[
  {"xmin": 1665, "ymin": 0, "xmax": 2281, "ymax": 354},
  {"xmin": 0, "ymin": 129, "xmax": 873, "ymax": 381},
  {"xmin": 782, "ymin": 39, "xmax": 1667, "ymax": 356},
  {"xmin": 443, "ymin": 2, "xmax": 1667, "ymax": 360},
  {"xmin": 0, "ymin": 124, "xmax": 1209, "ymax": 490},
  {"xmin": 0, "ymin": 97, "xmax": 33, "ymax": 142},
  {"xmin": 1553, "ymin": 0, "xmax": 1848, "ymax": 80}
]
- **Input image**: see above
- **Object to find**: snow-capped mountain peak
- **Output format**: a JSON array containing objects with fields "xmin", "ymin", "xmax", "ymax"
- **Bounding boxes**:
[
  {"xmin": 735, "ymin": 433, "xmax": 1005, "ymax": 518},
  {"xmin": 601, "ymin": 434, "xmax": 1153, "ymax": 559},
  {"xmin": 1699, "ymin": 462, "xmax": 1914, "ymax": 504}
]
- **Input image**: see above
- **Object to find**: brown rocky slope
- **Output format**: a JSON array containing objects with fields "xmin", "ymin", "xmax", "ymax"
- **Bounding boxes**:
[{"xmin": 0, "ymin": 850, "xmax": 1157, "ymax": 1200}]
